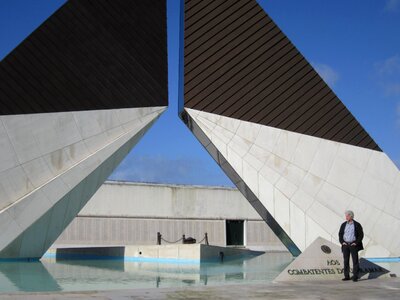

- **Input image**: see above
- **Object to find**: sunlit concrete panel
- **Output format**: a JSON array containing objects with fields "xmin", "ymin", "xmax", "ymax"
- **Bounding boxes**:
[
  {"xmin": 0, "ymin": 107, "xmax": 165, "ymax": 259},
  {"xmin": 184, "ymin": 108, "xmax": 400, "ymax": 258}
]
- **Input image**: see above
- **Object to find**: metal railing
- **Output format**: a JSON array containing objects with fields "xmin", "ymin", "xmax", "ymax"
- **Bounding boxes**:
[{"xmin": 157, "ymin": 232, "xmax": 209, "ymax": 245}]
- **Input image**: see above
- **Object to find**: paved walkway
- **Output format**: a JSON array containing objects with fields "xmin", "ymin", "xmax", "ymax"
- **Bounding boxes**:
[{"xmin": 1, "ymin": 278, "xmax": 400, "ymax": 299}]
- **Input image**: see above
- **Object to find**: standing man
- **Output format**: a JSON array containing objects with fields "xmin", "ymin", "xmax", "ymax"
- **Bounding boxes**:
[{"xmin": 338, "ymin": 210, "xmax": 364, "ymax": 282}]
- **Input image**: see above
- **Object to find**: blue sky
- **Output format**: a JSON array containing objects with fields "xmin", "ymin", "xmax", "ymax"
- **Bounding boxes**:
[{"xmin": 1, "ymin": 0, "xmax": 399, "ymax": 187}]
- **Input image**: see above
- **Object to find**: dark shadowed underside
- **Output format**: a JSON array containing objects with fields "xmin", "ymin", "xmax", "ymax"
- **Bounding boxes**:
[
  {"xmin": 183, "ymin": 0, "xmax": 380, "ymax": 151},
  {"xmin": 0, "ymin": 0, "xmax": 168, "ymax": 115}
]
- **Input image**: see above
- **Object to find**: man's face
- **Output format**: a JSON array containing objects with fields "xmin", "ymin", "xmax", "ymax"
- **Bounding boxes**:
[{"xmin": 345, "ymin": 214, "xmax": 352, "ymax": 222}]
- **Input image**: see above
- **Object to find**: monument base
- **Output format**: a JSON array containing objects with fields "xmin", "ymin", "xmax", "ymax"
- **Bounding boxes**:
[
  {"xmin": 48, "ymin": 244, "xmax": 263, "ymax": 263},
  {"xmin": 275, "ymin": 237, "xmax": 395, "ymax": 282}
]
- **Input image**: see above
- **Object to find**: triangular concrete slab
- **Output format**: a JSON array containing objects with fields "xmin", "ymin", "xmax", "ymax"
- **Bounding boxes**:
[{"xmin": 275, "ymin": 237, "xmax": 393, "ymax": 281}]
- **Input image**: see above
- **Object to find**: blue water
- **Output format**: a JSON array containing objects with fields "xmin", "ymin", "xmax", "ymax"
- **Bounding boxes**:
[{"xmin": 0, "ymin": 252, "xmax": 294, "ymax": 293}]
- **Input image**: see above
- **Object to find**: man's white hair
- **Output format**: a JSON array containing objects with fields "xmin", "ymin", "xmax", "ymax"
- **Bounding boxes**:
[{"xmin": 345, "ymin": 210, "xmax": 354, "ymax": 218}]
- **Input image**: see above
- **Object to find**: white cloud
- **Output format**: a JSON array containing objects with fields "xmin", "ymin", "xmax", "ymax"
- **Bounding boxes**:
[
  {"xmin": 384, "ymin": 0, "xmax": 400, "ymax": 12},
  {"xmin": 376, "ymin": 55, "xmax": 400, "ymax": 76},
  {"xmin": 313, "ymin": 63, "xmax": 339, "ymax": 87},
  {"xmin": 375, "ymin": 55, "xmax": 400, "ymax": 96}
]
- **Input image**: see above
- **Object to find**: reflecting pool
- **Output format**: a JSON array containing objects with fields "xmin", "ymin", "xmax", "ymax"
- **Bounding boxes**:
[{"xmin": 0, "ymin": 252, "xmax": 293, "ymax": 293}]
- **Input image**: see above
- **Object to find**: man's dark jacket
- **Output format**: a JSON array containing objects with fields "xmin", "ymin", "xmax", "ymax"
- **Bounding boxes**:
[{"xmin": 338, "ymin": 220, "xmax": 364, "ymax": 251}]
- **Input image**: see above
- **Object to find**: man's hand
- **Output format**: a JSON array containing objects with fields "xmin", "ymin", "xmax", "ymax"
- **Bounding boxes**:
[
  {"xmin": 351, "ymin": 243, "xmax": 356, "ymax": 246},
  {"xmin": 342, "ymin": 242, "xmax": 347, "ymax": 246}
]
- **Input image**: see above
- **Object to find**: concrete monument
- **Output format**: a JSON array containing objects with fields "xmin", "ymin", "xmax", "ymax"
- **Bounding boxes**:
[
  {"xmin": 0, "ymin": 0, "xmax": 168, "ymax": 259},
  {"xmin": 275, "ymin": 237, "xmax": 393, "ymax": 281},
  {"xmin": 0, "ymin": 0, "xmax": 399, "ymax": 261},
  {"xmin": 179, "ymin": 0, "xmax": 400, "ymax": 258}
]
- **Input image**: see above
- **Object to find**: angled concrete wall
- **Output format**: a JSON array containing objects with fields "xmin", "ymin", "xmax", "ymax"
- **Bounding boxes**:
[
  {"xmin": 183, "ymin": 109, "xmax": 400, "ymax": 257},
  {"xmin": 0, "ymin": 0, "xmax": 168, "ymax": 259},
  {"xmin": 0, "ymin": 108, "xmax": 165, "ymax": 258},
  {"xmin": 180, "ymin": 0, "xmax": 400, "ymax": 257}
]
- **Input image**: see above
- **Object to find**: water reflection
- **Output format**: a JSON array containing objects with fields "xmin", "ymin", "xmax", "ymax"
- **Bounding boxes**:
[
  {"xmin": 0, "ymin": 261, "xmax": 61, "ymax": 292},
  {"xmin": 0, "ymin": 252, "xmax": 294, "ymax": 293}
]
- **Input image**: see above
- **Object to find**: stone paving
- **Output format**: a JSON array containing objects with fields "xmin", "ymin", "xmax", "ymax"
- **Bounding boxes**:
[{"xmin": 1, "ymin": 278, "xmax": 400, "ymax": 299}]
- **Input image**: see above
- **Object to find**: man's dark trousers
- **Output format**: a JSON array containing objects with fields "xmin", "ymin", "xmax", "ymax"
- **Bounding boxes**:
[{"xmin": 343, "ymin": 243, "xmax": 359, "ymax": 279}]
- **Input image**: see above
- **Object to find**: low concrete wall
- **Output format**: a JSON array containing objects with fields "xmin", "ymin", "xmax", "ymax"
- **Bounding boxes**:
[
  {"xmin": 48, "ymin": 244, "xmax": 263, "ymax": 263},
  {"xmin": 125, "ymin": 244, "xmax": 202, "ymax": 262},
  {"xmin": 55, "ymin": 217, "xmax": 286, "ymax": 251},
  {"xmin": 199, "ymin": 245, "xmax": 263, "ymax": 261},
  {"xmin": 54, "ymin": 181, "xmax": 287, "ymax": 251},
  {"xmin": 77, "ymin": 181, "xmax": 261, "ymax": 220}
]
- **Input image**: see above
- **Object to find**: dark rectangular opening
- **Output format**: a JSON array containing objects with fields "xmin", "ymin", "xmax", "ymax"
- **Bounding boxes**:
[{"xmin": 226, "ymin": 220, "xmax": 244, "ymax": 246}]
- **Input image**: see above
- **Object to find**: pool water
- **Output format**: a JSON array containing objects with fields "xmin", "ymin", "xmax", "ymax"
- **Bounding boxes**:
[{"xmin": 0, "ymin": 252, "xmax": 294, "ymax": 293}]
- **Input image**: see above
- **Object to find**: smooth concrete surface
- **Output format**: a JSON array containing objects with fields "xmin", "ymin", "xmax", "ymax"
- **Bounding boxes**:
[
  {"xmin": 1, "ymin": 278, "xmax": 400, "ymax": 299},
  {"xmin": 125, "ymin": 244, "xmax": 261, "ymax": 262},
  {"xmin": 77, "ymin": 181, "xmax": 261, "ymax": 220},
  {"xmin": 55, "ymin": 181, "xmax": 287, "ymax": 250},
  {"xmin": 0, "ymin": 107, "xmax": 166, "ymax": 259},
  {"xmin": 186, "ymin": 108, "xmax": 400, "ymax": 258},
  {"xmin": 47, "ymin": 244, "xmax": 261, "ymax": 262},
  {"xmin": 199, "ymin": 244, "xmax": 262, "ymax": 261}
]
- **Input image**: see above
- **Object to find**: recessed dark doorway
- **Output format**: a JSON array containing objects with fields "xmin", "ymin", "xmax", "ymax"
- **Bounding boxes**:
[{"xmin": 226, "ymin": 220, "xmax": 244, "ymax": 246}]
